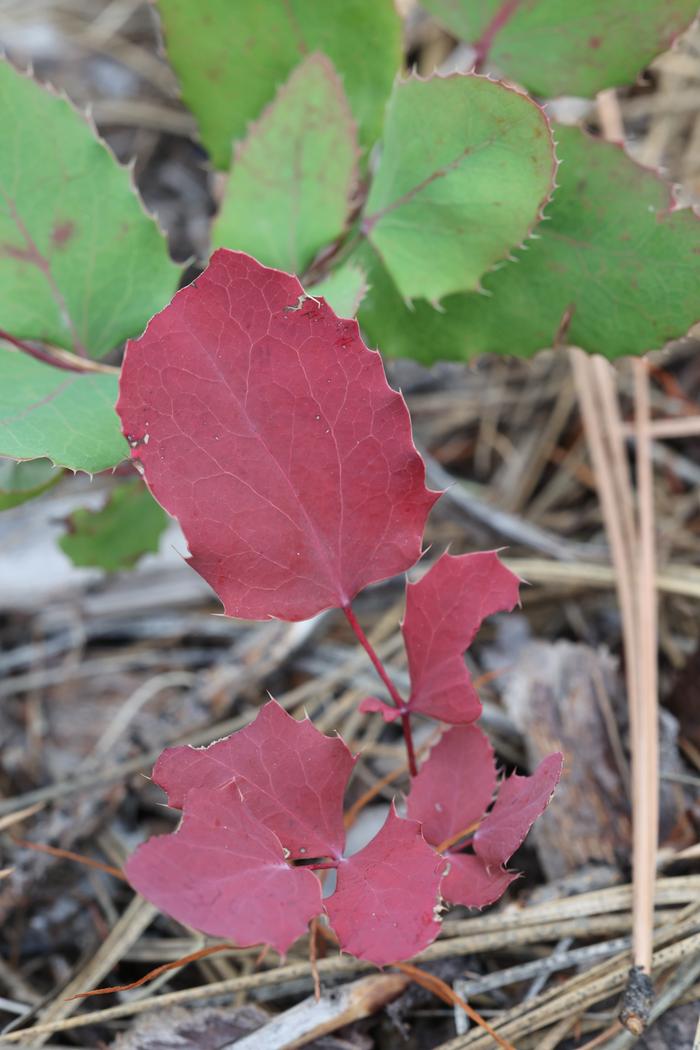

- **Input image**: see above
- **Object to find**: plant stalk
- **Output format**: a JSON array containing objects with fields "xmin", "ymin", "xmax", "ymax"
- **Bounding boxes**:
[{"xmin": 341, "ymin": 603, "xmax": 418, "ymax": 776}]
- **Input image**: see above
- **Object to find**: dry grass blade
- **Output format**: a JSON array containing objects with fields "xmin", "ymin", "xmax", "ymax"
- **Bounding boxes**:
[
  {"xmin": 0, "ymin": 801, "xmax": 44, "ymax": 831},
  {"xmin": 439, "ymin": 932, "xmax": 700, "ymax": 1049},
  {"xmin": 630, "ymin": 358, "xmax": 659, "ymax": 979},
  {"xmin": 570, "ymin": 348, "xmax": 660, "ymax": 1026},
  {"xmin": 13, "ymin": 839, "xmax": 127, "ymax": 882},
  {"xmin": 25, "ymin": 896, "xmax": 157, "ymax": 1047},
  {"xmin": 65, "ymin": 943, "xmax": 235, "ymax": 1001},
  {"xmin": 396, "ymin": 963, "xmax": 515, "ymax": 1050},
  {"xmin": 6, "ymin": 884, "xmax": 699, "ymax": 1044}
]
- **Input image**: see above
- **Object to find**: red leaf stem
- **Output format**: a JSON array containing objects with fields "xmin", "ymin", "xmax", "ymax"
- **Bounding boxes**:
[{"xmin": 342, "ymin": 603, "xmax": 418, "ymax": 776}]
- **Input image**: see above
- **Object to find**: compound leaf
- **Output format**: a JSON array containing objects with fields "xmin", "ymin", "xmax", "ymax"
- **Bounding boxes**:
[
  {"xmin": 423, "ymin": 0, "xmax": 699, "ymax": 99},
  {"xmin": 156, "ymin": 0, "xmax": 401, "ymax": 169},
  {"xmin": 0, "ymin": 346, "xmax": 126, "ymax": 473},
  {"xmin": 153, "ymin": 700, "xmax": 357, "ymax": 862},
  {"xmin": 361, "ymin": 74, "xmax": 555, "ymax": 300},
  {"xmin": 326, "ymin": 806, "xmax": 445, "ymax": 965},
  {"xmin": 212, "ymin": 54, "xmax": 358, "ymax": 275},
  {"xmin": 117, "ymin": 249, "xmax": 439, "ymax": 621},
  {"xmin": 0, "ymin": 61, "xmax": 179, "ymax": 358},
  {"xmin": 59, "ymin": 479, "xmax": 168, "ymax": 571},
  {"xmin": 126, "ymin": 784, "xmax": 322, "ymax": 955}
]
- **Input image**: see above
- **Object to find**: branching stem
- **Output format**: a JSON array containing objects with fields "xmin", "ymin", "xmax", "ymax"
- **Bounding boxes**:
[
  {"xmin": 0, "ymin": 328, "xmax": 117, "ymax": 375},
  {"xmin": 342, "ymin": 603, "xmax": 418, "ymax": 776}
]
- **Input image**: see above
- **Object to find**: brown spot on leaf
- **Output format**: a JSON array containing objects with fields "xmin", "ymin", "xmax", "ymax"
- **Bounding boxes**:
[
  {"xmin": 588, "ymin": 36, "xmax": 602, "ymax": 49},
  {"xmin": 52, "ymin": 221, "xmax": 75, "ymax": 249},
  {"xmin": 1, "ymin": 241, "xmax": 41, "ymax": 265}
]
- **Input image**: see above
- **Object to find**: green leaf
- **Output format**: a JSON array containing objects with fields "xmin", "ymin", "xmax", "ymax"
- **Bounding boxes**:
[
  {"xmin": 357, "ymin": 125, "xmax": 700, "ymax": 361},
  {"xmin": 308, "ymin": 261, "xmax": 368, "ymax": 318},
  {"xmin": 0, "ymin": 457, "xmax": 61, "ymax": 510},
  {"xmin": 423, "ymin": 0, "xmax": 699, "ymax": 99},
  {"xmin": 59, "ymin": 479, "xmax": 168, "ymax": 572},
  {"xmin": 0, "ymin": 61, "xmax": 180, "ymax": 358},
  {"xmin": 212, "ymin": 54, "xmax": 358, "ymax": 274},
  {"xmin": 361, "ymin": 74, "xmax": 555, "ymax": 301},
  {"xmin": 0, "ymin": 346, "xmax": 127, "ymax": 472},
  {"xmin": 354, "ymin": 240, "xmax": 467, "ymax": 363},
  {"xmin": 156, "ymin": 0, "xmax": 401, "ymax": 170}
]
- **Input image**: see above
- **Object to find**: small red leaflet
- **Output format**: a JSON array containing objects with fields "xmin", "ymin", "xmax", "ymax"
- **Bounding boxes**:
[
  {"xmin": 407, "ymin": 726, "xmax": 563, "ymax": 907},
  {"xmin": 362, "ymin": 551, "xmax": 521, "ymax": 724},
  {"xmin": 326, "ymin": 805, "xmax": 446, "ymax": 966}
]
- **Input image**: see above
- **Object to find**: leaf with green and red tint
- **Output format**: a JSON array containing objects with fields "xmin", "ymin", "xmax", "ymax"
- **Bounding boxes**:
[
  {"xmin": 156, "ymin": 0, "xmax": 400, "ymax": 169},
  {"xmin": 361, "ymin": 73, "xmax": 555, "ymax": 301},
  {"xmin": 126, "ymin": 784, "xmax": 322, "ymax": 954},
  {"xmin": 423, "ymin": 0, "xmax": 699, "ymax": 99},
  {"xmin": 117, "ymin": 249, "xmax": 439, "ymax": 621},
  {"xmin": 361, "ymin": 552, "xmax": 520, "ymax": 724},
  {"xmin": 212, "ymin": 53, "xmax": 358, "ymax": 275},
  {"xmin": 0, "ymin": 61, "xmax": 178, "ymax": 359},
  {"xmin": 0, "ymin": 344, "xmax": 126, "ymax": 472},
  {"xmin": 355, "ymin": 124, "xmax": 700, "ymax": 362}
]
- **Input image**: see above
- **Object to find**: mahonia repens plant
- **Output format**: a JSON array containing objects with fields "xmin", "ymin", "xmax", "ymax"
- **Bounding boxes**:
[
  {"xmin": 118, "ymin": 250, "xmax": 563, "ymax": 966},
  {"xmin": 3, "ymin": 0, "xmax": 700, "ymax": 569}
]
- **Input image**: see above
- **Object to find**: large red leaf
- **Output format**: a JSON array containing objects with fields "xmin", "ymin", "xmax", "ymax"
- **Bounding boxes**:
[
  {"xmin": 117, "ymin": 249, "xmax": 439, "ymax": 621},
  {"xmin": 125, "ymin": 784, "xmax": 322, "ymax": 955},
  {"xmin": 474, "ymin": 752, "xmax": 564, "ymax": 868},
  {"xmin": 325, "ymin": 805, "xmax": 445, "ymax": 966},
  {"xmin": 153, "ymin": 700, "xmax": 356, "ymax": 861},
  {"xmin": 362, "ymin": 552, "xmax": 520, "ymax": 724},
  {"xmin": 406, "ymin": 726, "xmax": 497, "ymax": 846}
]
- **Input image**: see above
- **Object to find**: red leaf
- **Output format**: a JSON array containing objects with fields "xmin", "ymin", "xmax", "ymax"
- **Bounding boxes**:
[
  {"xmin": 402, "ymin": 552, "xmax": 520, "ymax": 724},
  {"xmin": 153, "ymin": 700, "xmax": 356, "ymax": 861},
  {"xmin": 406, "ymin": 729, "xmax": 562, "ymax": 909},
  {"xmin": 125, "ymin": 784, "xmax": 322, "ymax": 955},
  {"xmin": 117, "ymin": 249, "xmax": 438, "ymax": 621},
  {"xmin": 474, "ymin": 752, "xmax": 564, "ymax": 867},
  {"xmin": 325, "ymin": 805, "xmax": 445, "ymax": 965},
  {"xmin": 406, "ymin": 726, "xmax": 497, "ymax": 846},
  {"xmin": 441, "ymin": 852, "xmax": 518, "ymax": 909}
]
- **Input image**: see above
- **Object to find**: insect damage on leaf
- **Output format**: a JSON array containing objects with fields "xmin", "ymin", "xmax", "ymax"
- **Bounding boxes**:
[
  {"xmin": 117, "ymin": 249, "xmax": 439, "ymax": 622},
  {"xmin": 361, "ymin": 551, "xmax": 520, "ymax": 724}
]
